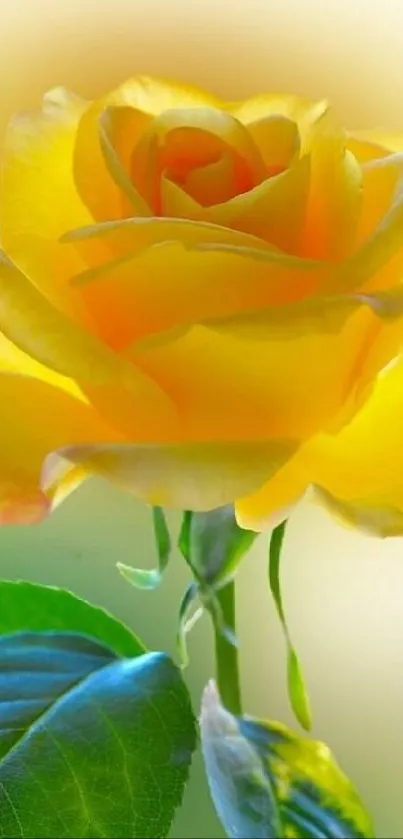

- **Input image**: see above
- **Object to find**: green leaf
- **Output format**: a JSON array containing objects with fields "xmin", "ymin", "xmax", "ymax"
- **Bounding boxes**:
[
  {"xmin": 0, "ymin": 631, "xmax": 196, "ymax": 838},
  {"xmin": 176, "ymin": 581, "xmax": 202, "ymax": 669},
  {"xmin": 200, "ymin": 681, "xmax": 374, "ymax": 839},
  {"xmin": 177, "ymin": 507, "xmax": 254, "ymax": 657},
  {"xmin": 118, "ymin": 506, "xmax": 171, "ymax": 591},
  {"xmin": 178, "ymin": 505, "xmax": 258, "ymax": 589},
  {"xmin": 0, "ymin": 580, "xmax": 144, "ymax": 657},
  {"xmin": 268, "ymin": 522, "xmax": 312, "ymax": 731}
]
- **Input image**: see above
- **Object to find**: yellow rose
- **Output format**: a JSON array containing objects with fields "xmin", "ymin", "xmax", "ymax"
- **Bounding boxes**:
[{"xmin": 1, "ymin": 75, "xmax": 403, "ymax": 529}]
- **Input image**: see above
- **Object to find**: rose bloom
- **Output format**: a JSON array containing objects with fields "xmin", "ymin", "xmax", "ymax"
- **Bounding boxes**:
[{"xmin": 1, "ymin": 66, "xmax": 403, "ymax": 535}]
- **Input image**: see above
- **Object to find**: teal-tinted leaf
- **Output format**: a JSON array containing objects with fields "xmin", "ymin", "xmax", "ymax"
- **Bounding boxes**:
[
  {"xmin": 0, "ymin": 631, "xmax": 196, "ymax": 838},
  {"xmin": 117, "ymin": 506, "xmax": 171, "ymax": 591},
  {"xmin": 200, "ymin": 681, "xmax": 374, "ymax": 839},
  {"xmin": 0, "ymin": 580, "xmax": 144, "ymax": 657},
  {"xmin": 268, "ymin": 522, "xmax": 311, "ymax": 731},
  {"xmin": 178, "ymin": 505, "xmax": 258, "ymax": 589}
]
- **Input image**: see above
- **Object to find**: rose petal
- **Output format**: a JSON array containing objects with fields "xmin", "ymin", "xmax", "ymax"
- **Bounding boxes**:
[
  {"xmin": 357, "ymin": 153, "xmax": 403, "ymax": 248},
  {"xmin": 326, "ymin": 166, "xmax": 403, "ymax": 294},
  {"xmin": 0, "ymin": 255, "xmax": 178, "ymax": 440},
  {"xmin": 237, "ymin": 350, "xmax": 403, "ymax": 537},
  {"xmin": 350, "ymin": 130, "xmax": 403, "ymax": 154},
  {"xmin": 0, "ymin": 370, "xmax": 118, "ymax": 525},
  {"xmin": 131, "ymin": 296, "xmax": 377, "ymax": 442},
  {"xmin": 75, "ymin": 101, "xmax": 152, "ymax": 223},
  {"xmin": 229, "ymin": 93, "xmax": 311, "ymax": 126},
  {"xmin": 41, "ymin": 439, "xmax": 298, "ymax": 512},
  {"xmin": 67, "ymin": 240, "xmax": 327, "ymax": 350},
  {"xmin": 0, "ymin": 87, "xmax": 100, "ymax": 320},
  {"xmin": 63, "ymin": 214, "xmax": 278, "ymax": 260},
  {"xmin": 72, "ymin": 76, "xmax": 222, "ymax": 223},
  {"xmin": 201, "ymin": 156, "xmax": 311, "ymax": 252},
  {"xmin": 235, "ymin": 459, "xmax": 308, "ymax": 531},
  {"xmin": 247, "ymin": 114, "xmax": 300, "ymax": 173},
  {"xmin": 301, "ymin": 106, "xmax": 363, "ymax": 262},
  {"xmin": 130, "ymin": 107, "xmax": 267, "ymax": 211},
  {"xmin": 346, "ymin": 133, "xmax": 390, "ymax": 163},
  {"xmin": 160, "ymin": 177, "xmax": 202, "ymax": 218}
]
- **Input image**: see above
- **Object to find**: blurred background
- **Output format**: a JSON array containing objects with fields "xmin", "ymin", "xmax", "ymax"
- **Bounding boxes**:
[{"xmin": 2, "ymin": 0, "xmax": 403, "ymax": 836}]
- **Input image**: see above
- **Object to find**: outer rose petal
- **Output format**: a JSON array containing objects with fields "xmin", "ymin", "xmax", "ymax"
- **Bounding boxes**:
[
  {"xmin": 0, "ymin": 88, "xmax": 101, "ymax": 322},
  {"xmin": 323, "ymin": 167, "xmax": 403, "ymax": 296},
  {"xmin": 235, "ymin": 459, "xmax": 308, "ymax": 531},
  {"xmin": 41, "ymin": 440, "xmax": 298, "ymax": 512},
  {"xmin": 68, "ymin": 239, "xmax": 327, "ymax": 350},
  {"xmin": 357, "ymin": 154, "xmax": 403, "ymax": 248},
  {"xmin": 346, "ymin": 134, "xmax": 390, "ymax": 163},
  {"xmin": 74, "ymin": 102, "xmax": 152, "ymax": 223},
  {"xmin": 350, "ymin": 131, "xmax": 403, "ymax": 154},
  {"xmin": 131, "ymin": 295, "xmax": 382, "ymax": 441},
  {"xmin": 236, "ymin": 350, "xmax": 403, "ymax": 537},
  {"xmin": 0, "ymin": 369, "xmax": 120, "ymax": 525},
  {"xmin": 0, "ymin": 256, "xmax": 178, "ymax": 440}
]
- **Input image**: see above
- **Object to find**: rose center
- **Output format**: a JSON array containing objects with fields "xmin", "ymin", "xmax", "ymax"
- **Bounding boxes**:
[{"xmin": 130, "ymin": 107, "xmax": 267, "ymax": 214}]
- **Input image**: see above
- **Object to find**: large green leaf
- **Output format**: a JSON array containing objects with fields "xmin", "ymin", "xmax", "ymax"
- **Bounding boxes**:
[
  {"xmin": 0, "ymin": 631, "xmax": 196, "ymax": 838},
  {"xmin": 200, "ymin": 681, "xmax": 374, "ymax": 839},
  {"xmin": 0, "ymin": 579, "xmax": 144, "ymax": 657}
]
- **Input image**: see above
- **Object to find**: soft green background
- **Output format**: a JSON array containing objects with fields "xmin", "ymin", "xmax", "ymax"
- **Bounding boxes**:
[{"xmin": 0, "ymin": 479, "xmax": 401, "ymax": 838}]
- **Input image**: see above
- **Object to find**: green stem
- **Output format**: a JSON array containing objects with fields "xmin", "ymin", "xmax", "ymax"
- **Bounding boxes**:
[{"xmin": 211, "ymin": 580, "xmax": 242, "ymax": 716}]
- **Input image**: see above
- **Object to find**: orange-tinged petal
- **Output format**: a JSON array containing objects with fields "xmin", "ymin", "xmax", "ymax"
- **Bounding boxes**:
[
  {"xmin": 357, "ymin": 153, "xmax": 403, "ymax": 247},
  {"xmin": 73, "ymin": 76, "xmax": 222, "ymax": 224},
  {"xmin": 64, "ymin": 214, "xmax": 278, "ymax": 261},
  {"xmin": 0, "ymin": 255, "xmax": 178, "ymax": 441},
  {"xmin": 184, "ymin": 152, "xmax": 237, "ymax": 207},
  {"xmin": 301, "ymin": 106, "xmax": 363, "ymax": 262},
  {"xmin": 68, "ymin": 241, "xmax": 327, "ymax": 350},
  {"xmin": 201, "ymin": 156, "xmax": 310, "ymax": 252},
  {"xmin": 0, "ymin": 88, "xmax": 98, "ymax": 320},
  {"xmin": 160, "ymin": 177, "xmax": 202, "ymax": 218},
  {"xmin": 131, "ymin": 296, "xmax": 378, "ymax": 442},
  {"xmin": 130, "ymin": 107, "xmax": 266, "ymax": 211},
  {"xmin": 0, "ymin": 372, "xmax": 119, "ymax": 525},
  {"xmin": 41, "ymin": 439, "xmax": 297, "ymax": 513},
  {"xmin": 247, "ymin": 115, "xmax": 300, "ymax": 175}
]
